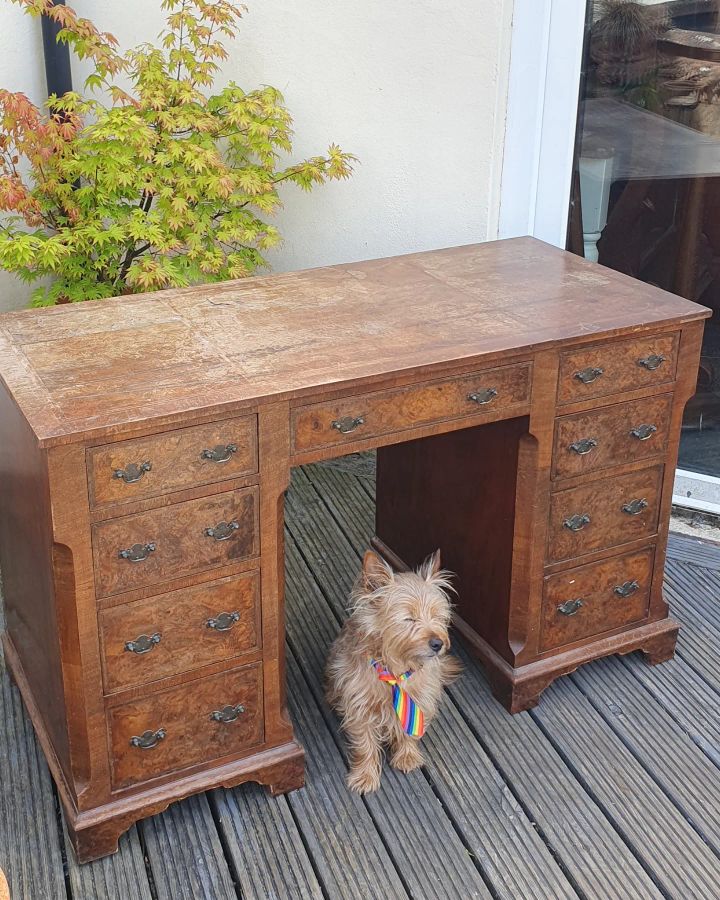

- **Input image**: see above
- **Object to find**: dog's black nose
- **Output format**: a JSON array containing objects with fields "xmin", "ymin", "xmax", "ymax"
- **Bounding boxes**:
[{"xmin": 429, "ymin": 637, "xmax": 444, "ymax": 654}]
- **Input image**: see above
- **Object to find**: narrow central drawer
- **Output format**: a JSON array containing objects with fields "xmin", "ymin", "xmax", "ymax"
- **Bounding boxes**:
[
  {"xmin": 99, "ymin": 572, "xmax": 261, "ymax": 693},
  {"xmin": 109, "ymin": 663, "xmax": 263, "ymax": 789},
  {"xmin": 92, "ymin": 488, "xmax": 259, "ymax": 597},
  {"xmin": 540, "ymin": 547, "xmax": 654, "ymax": 652},
  {"xmin": 88, "ymin": 415, "xmax": 258, "ymax": 507},
  {"xmin": 552, "ymin": 394, "xmax": 672, "ymax": 480},
  {"xmin": 291, "ymin": 362, "xmax": 531, "ymax": 454},
  {"xmin": 547, "ymin": 466, "xmax": 663, "ymax": 564}
]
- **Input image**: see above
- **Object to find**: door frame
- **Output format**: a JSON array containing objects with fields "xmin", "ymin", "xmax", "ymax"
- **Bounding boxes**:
[{"xmin": 499, "ymin": 0, "xmax": 720, "ymax": 516}]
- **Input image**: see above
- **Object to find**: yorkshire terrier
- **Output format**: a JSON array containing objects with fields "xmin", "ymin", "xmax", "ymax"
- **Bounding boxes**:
[{"xmin": 326, "ymin": 548, "xmax": 460, "ymax": 794}]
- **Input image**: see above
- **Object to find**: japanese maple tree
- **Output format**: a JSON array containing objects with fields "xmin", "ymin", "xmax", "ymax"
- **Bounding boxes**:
[{"xmin": 0, "ymin": 0, "xmax": 354, "ymax": 304}]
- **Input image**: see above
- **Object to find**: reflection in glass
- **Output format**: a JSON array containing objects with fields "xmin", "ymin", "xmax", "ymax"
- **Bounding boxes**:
[{"xmin": 570, "ymin": 0, "xmax": 720, "ymax": 477}]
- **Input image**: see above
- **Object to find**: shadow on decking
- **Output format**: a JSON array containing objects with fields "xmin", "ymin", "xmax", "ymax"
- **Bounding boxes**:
[{"xmin": 1, "ymin": 457, "xmax": 720, "ymax": 899}]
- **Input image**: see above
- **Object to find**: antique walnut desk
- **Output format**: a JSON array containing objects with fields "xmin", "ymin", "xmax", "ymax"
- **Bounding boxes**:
[{"xmin": 0, "ymin": 237, "xmax": 710, "ymax": 861}]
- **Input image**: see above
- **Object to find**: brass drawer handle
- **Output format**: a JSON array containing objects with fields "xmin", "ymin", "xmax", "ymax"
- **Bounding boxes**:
[
  {"xmin": 569, "ymin": 437, "xmax": 598, "ymax": 455},
  {"xmin": 124, "ymin": 632, "xmax": 161, "ymax": 654},
  {"xmin": 563, "ymin": 513, "xmax": 591, "ymax": 532},
  {"xmin": 204, "ymin": 521, "xmax": 240, "ymax": 541},
  {"xmin": 331, "ymin": 415, "xmax": 365, "ymax": 434},
  {"xmin": 113, "ymin": 461, "xmax": 152, "ymax": 484},
  {"xmin": 130, "ymin": 728, "xmax": 166, "ymax": 750},
  {"xmin": 207, "ymin": 611, "xmax": 240, "ymax": 631},
  {"xmin": 614, "ymin": 580, "xmax": 640, "ymax": 598},
  {"xmin": 118, "ymin": 542, "xmax": 156, "ymax": 562},
  {"xmin": 210, "ymin": 704, "xmax": 246, "ymax": 724},
  {"xmin": 201, "ymin": 443, "xmax": 238, "ymax": 463},
  {"xmin": 638, "ymin": 354, "xmax": 666, "ymax": 371},
  {"xmin": 557, "ymin": 598, "xmax": 584, "ymax": 616},
  {"xmin": 622, "ymin": 498, "xmax": 649, "ymax": 516},
  {"xmin": 574, "ymin": 366, "xmax": 604, "ymax": 385},
  {"xmin": 630, "ymin": 424, "xmax": 657, "ymax": 441},
  {"xmin": 467, "ymin": 388, "xmax": 498, "ymax": 405}
]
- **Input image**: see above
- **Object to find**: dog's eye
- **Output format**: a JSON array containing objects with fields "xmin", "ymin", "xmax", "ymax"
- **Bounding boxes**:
[{"xmin": 404, "ymin": 616, "xmax": 417, "ymax": 624}]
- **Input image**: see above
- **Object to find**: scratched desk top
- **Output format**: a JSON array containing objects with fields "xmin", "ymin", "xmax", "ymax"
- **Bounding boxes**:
[{"xmin": 0, "ymin": 237, "xmax": 709, "ymax": 446}]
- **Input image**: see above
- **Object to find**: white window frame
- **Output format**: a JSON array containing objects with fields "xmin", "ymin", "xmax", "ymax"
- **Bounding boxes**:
[{"xmin": 499, "ymin": 0, "xmax": 720, "ymax": 515}]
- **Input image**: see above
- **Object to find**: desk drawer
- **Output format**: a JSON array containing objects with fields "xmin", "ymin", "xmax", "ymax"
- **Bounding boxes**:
[
  {"xmin": 99, "ymin": 572, "xmax": 260, "ymax": 693},
  {"xmin": 109, "ymin": 663, "xmax": 263, "ymax": 789},
  {"xmin": 88, "ymin": 416, "xmax": 258, "ymax": 507},
  {"xmin": 547, "ymin": 466, "xmax": 663, "ymax": 564},
  {"xmin": 92, "ymin": 488, "xmax": 259, "ymax": 598},
  {"xmin": 291, "ymin": 363, "xmax": 531, "ymax": 454},
  {"xmin": 552, "ymin": 395, "xmax": 672, "ymax": 480},
  {"xmin": 557, "ymin": 333, "xmax": 678, "ymax": 405},
  {"xmin": 540, "ymin": 547, "xmax": 654, "ymax": 652}
]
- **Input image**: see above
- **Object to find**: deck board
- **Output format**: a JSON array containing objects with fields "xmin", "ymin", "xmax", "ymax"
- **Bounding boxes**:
[
  {"xmin": 449, "ymin": 643, "xmax": 664, "ymax": 900},
  {"xmin": 211, "ymin": 784, "xmax": 324, "ymax": 900},
  {"xmin": 532, "ymin": 677, "xmax": 720, "ymax": 898},
  {"xmin": 572, "ymin": 656, "xmax": 720, "ymax": 853},
  {"xmin": 64, "ymin": 821, "xmax": 152, "ymax": 900},
  {"xmin": 1, "ymin": 463, "xmax": 720, "ymax": 899},
  {"xmin": 139, "ymin": 793, "xmax": 238, "ymax": 900},
  {"xmin": 284, "ymin": 532, "xmax": 494, "ymax": 900},
  {"xmin": 0, "ymin": 660, "xmax": 68, "ymax": 900}
]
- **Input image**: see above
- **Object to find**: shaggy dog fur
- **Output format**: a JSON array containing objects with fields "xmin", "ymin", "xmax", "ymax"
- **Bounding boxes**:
[{"xmin": 326, "ymin": 549, "xmax": 460, "ymax": 793}]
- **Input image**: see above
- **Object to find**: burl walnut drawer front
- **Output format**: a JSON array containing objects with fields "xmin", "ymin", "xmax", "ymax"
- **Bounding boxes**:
[
  {"xmin": 88, "ymin": 416, "xmax": 258, "ymax": 507},
  {"xmin": 291, "ymin": 363, "xmax": 531, "ymax": 454},
  {"xmin": 557, "ymin": 332, "xmax": 679, "ymax": 405},
  {"xmin": 109, "ymin": 663, "xmax": 263, "ymax": 789},
  {"xmin": 540, "ymin": 547, "xmax": 654, "ymax": 652},
  {"xmin": 552, "ymin": 394, "xmax": 673, "ymax": 480},
  {"xmin": 92, "ymin": 488, "xmax": 259, "ymax": 597},
  {"xmin": 99, "ymin": 572, "xmax": 260, "ymax": 693},
  {"xmin": 547, "ymin": 466, "xmax": 663, "ymax": 564}
]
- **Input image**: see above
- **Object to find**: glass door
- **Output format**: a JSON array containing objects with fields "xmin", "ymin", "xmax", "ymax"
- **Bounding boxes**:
[{"xmin": 569, "ymin": 0, "xmax": 720, "ymax": 507}]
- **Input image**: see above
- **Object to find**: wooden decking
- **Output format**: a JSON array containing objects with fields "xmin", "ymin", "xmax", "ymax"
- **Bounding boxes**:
[{"xmin": 2, "ymin": 457, "xmax": 720, "ymax": 899}]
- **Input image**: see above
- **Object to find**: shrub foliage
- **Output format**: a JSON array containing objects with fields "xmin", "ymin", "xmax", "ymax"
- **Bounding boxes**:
[{"xmin": 0, "ymin": 0, "xmax": 354, "ymax": 304}]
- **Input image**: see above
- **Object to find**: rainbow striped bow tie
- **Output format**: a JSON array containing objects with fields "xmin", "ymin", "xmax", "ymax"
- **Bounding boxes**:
[{"xmin": 370, "ymin": 659, "xmax": 425, "ymax": 738}]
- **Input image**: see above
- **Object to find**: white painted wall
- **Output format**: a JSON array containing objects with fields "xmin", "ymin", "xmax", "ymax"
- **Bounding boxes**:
[
  {"xmin": 0, "ymin": 0, "xmax": 514, "ymax": 311},
  {"xmin": 0, "ymin": 4, "xmax": 47, "ymax": 311}
]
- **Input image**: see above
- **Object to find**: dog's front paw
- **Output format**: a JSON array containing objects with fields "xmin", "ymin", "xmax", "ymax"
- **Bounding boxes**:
[
  {"xmin": 347, "ymin": 762, "xmax": 382, "ymax": 794},
  {"xmin": 390, "ymin": 740, "xmax": 424, "ymax": 773}
]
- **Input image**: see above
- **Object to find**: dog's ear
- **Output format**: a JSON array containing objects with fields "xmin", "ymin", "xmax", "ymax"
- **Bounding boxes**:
[
  {"xmin": 362, "ymin": 550, "xmax": 393, "ymax": 591},
  {"xmin": 421, "ymin": 549, "xmax": 442, "ymax": 581}
]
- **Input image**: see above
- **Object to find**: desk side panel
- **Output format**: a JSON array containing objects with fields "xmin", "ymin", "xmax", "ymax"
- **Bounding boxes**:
[{"xmin": 0, "ymin": 383, "xmax": 71, "ymax": 782}]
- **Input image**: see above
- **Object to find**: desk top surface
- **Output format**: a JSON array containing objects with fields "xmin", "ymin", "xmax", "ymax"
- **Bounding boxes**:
[{"xmin": 0, "ymin": 236, "xmax": 709, "ymax": 447}]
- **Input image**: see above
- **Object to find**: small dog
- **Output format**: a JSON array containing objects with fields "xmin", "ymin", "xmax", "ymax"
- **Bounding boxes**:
[{"xmin": 326, "ymin": 548, "xmax": 460, "ymax": 793}]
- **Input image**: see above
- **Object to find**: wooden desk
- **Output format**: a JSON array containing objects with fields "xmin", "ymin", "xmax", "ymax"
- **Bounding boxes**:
[{"xmin": 0, "ymin": 237, "xmax": 709, "ymax": 862}]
